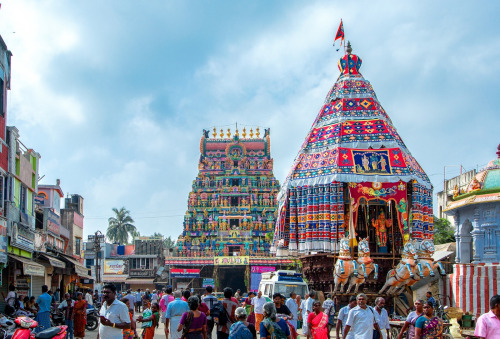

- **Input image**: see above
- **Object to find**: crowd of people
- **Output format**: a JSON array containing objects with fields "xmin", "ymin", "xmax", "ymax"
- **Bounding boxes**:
[{"xmin": 4, "ymin": 282, "xmax": 500, "ymax": 339}]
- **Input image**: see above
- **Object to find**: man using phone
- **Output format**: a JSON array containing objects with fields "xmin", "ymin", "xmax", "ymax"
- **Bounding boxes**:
[{"xmin": 97, "ymin": 284, "xmax": 131, "ymax": 339}]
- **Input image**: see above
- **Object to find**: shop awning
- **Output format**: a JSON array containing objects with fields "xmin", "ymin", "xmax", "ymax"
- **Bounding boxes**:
[
  {"xmin": 39, "ymin": 254, "xmax": 66, "ymax": 269},
  {"xmin": 79, "ymin": 273, "xmax": 94, "ymax": 280},
  {"xmin": 125, "ymin": 278, "xmax": 154, "ymax": 285},
  {"xmin": 103, "ymin": 275, "xmax": 127, "ymax": 282},
  {"xmin": 432, "ymin": 251, "xmax": 454, "ymax": 262},
  {"xmin": 10, "ymin": 254, "xmax": 45, "ymax": 277},
  {"xmin": 58, "ymin": 255, "xmax": 90, "ymax": 277}
]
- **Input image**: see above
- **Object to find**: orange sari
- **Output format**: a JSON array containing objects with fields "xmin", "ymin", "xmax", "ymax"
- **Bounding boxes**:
[
  {"xmin": 73, "ymin": 300, "xmax": 87, "ymax": 338},
  {"xmin": 310, "ymin": 312, "xmax": 328, "ymax": 339}
]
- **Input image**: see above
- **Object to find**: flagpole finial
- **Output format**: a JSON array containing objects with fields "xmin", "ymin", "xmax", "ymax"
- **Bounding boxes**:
[{"xmin": 346, "ymin": 41, "xmax": 352, "ymax": 55}]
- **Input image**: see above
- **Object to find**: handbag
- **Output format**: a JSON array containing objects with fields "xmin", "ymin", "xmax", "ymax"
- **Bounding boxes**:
[{"xmin": 181, "ymin": 311, "xmax": 194, "ymax": 339}]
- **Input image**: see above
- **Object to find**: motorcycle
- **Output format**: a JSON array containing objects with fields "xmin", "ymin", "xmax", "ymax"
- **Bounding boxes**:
[
  {"xmin": 85, "ymin": 305, "xmax": 99, "ymax": 331},
  {"xmin": 0, "ymin": 314, "xmax": 16, "ymax": 339},
  {"xmin": 10, "ymin": 317, "xmax": 67, "ymax": 339},
  {"xmin": 49, "ymin": 308, "xmax": 64, "ymax": 328}
]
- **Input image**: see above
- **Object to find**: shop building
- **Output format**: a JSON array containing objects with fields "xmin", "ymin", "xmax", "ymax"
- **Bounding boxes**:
[
  {"xmin": 5, "ymin": 126, "xmax": 43, "ymax": 299},
  {"xmin": 125, "ymin": 236, "xmax": 164, "ymax": 291}
]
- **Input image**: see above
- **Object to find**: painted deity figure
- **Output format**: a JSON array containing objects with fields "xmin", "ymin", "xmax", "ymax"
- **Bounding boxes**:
[
  {"xmin": 362, "ymin": 154, "xmax": 370, "ymax": 171},
  {"xmin": 372, "ymin": 211, "xmax": 392, "ymax": 247}
]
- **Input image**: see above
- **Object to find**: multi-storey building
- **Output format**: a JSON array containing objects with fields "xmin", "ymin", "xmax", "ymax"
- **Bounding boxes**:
[{"xmin": 126, "ymin": 236, "xmax": 164, "ymax": 291}]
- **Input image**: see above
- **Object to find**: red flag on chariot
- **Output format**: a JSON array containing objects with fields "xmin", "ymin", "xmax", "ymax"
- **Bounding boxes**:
[{"xmin": 334, "ymin": 20, "xmax": 344, "ymax": 47}]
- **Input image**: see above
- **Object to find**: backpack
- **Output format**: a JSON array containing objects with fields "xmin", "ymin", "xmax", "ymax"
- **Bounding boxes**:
[{"xmin": 212, "ymin": 301, "xmax": 229, "ymax": 326}]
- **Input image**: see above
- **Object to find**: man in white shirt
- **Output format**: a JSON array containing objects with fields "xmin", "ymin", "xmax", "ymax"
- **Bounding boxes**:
[
  {"xmin": 302, "ymin": 291, "xmax": 316, "ymax": 336},
  {"xmin": 322, "ymin": 293, "xmax": 335, "ymax": 331},
  {"xmin": 285, "ymin": 292, "xmax": 299, "ymax": 330},
  {"xmin": 300, "ymin": 294, "xmax": 309, "ymax": 335},
  {"xmin": 337, "ymin": 296, "xmax": 357, "ymax": 339},
  {"xmin": 85, "ymin": 290, "xmax": 93, "ymax": 306},
  {"xmin": 97, "ymin": 284, "xmax": 131, "ymax": 339},
  {"xmin": 343, "ymin": 293, "xmax": 381, "ymax": 339},
  {"xmin": 252, "ymin": 290, "xmax": 267, "ymax": 332},
  {"xmin": 374, "ymin": 297, "xmax": 390, "ymax": 339}
]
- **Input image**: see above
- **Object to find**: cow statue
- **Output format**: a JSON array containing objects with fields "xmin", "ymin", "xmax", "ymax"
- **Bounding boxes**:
[
  {"xmin": 416, "ymin": 239, "xmax": 446, "ymax": 277},
  {"xmin": 333, "ymin": 236, "xmax": 355, "ymax": 293},
  {"xmin": 346, "ymin": 237, "xmax": 378, "ymax": 294},
  {"xmin": 379, "ymin": 239, "xmax": 418, "ymax": 295}
]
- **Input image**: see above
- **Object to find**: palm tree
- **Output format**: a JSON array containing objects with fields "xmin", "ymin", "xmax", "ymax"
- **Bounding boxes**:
[{"xmin": 107, "ymin": 207, "xmax": 136, "ymax": 244}]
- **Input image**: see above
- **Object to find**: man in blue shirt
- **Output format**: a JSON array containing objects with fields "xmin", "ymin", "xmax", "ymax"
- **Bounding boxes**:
[
  {"xmin": 35, "ymin": 285, "xmax": 52, "ymax": 333},
  {"xmin": 165, "ymin": 290, "xmax": 189, "ymax": 339},
  {"xmin": 426, "ymin": 291, "xmax": 436, "ymax": 307}
]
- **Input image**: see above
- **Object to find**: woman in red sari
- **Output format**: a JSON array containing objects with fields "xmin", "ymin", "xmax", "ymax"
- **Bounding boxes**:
[
  {"xmin": 307, "ymin": 301, "xmax": 329, "ymax": 339},
  {"xmin": 73, "ymin": 292, "xmax": 87, "ymax": 339}
]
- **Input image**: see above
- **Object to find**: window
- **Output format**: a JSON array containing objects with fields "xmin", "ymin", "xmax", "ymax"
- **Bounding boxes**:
[
  {"xmin": 86, "ymin": 259, "xmax": 94, "ymax": 268},
  {"xmin": 232, "ymin": 179, "xmax": 239, "ymax": 186},
  {"xmin": 75, "ymin": 238, "xmax": 81, "ymax": 255}
]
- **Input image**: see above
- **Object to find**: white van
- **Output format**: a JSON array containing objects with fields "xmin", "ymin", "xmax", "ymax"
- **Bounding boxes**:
[{"xmin": 258, "ymin": 270, "xmax": 309, "ymax": 300}]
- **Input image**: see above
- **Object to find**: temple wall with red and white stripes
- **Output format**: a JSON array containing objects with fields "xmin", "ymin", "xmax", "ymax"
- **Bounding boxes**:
[{"xmin": 439, "ymin": 263, "xmax": 500, "ymax": 317}]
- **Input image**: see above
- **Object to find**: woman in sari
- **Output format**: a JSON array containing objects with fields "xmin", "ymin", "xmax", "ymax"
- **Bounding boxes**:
[
  {"xmin": 230, "ymin": 307, "xmax": 256, "ymax": 339},
  {"xmin": 396, "ymin": 299, "xmax": 424, "ymax": 339},
  {"xmin": 414, "ymin": 301, "xmax": 444, "ymax": 339},
  {"xmin": 121, "ymin": 298, "xmax": 138, "ymax": 339},
  {"xmin": 178, "ymin": 296, "xmax": 207, "ymax": 339},
  {"xmin": 243, "ymin": 292, "xmax": 256, "ymax": 326},
  {"xmin": 259, "ymin": 302, "xmax": 291, "ymax": 339},
  {"xmin": 73, "ymin": 292, "xmax": 87, "ymax": 339},
  {"xmin": 138, "ymin": 302, "xmax": 160, "ymax": 339},
  {"xmin": 307, "ymin": 301, "xmax": 329, "ymax": 339}
]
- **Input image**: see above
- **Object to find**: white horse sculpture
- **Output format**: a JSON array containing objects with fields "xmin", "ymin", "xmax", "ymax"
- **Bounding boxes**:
[
  {"xmin": 379, "ymin": 240, "xmax": 418, "ymax": 295},
  {"xmin": 333, "ymin": 236, "xmax": 355, "ymax": 293},
  {"xmin": 346, "ymin": 237, "xmax": 378, "ymax": 294}
]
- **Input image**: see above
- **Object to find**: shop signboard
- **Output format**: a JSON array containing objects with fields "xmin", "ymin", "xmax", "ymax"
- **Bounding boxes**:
[
  {"xmin": 171, "ymin": 268, "xmax": 200, "ymax": 278},
  {"xmin": 23, "ymin": 262, "xmax": 45, "ymax": 276},
  {"xmin": 46, "ymin": 209, "xmax": 60, "ymax": 235},
  {"xmin": 202, "ymin": 278, "xmax": 215, "ymax": 288},
  {"xmin": 251, "ymin": 266, "xmax": 276, "ymax": 273},
  {"xmin": 214, "ymin": 256, "xmax": 249, "ymax": 266},
  {"xmin": 0, "ymin": 218, "xmax": 7, "ymax": 264},
  {"xmin": 103, "ymin": 260, "xmax": 125, "ymax": 275}
]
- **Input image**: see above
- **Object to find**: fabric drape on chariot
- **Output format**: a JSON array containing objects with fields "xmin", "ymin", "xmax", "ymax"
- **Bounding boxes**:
[
  {"xmin": 411, "ymin": 182, "xmax": 434, "ymax": 241},
  {"xmin": 348, "ymin": 181, "xmax": 408, "ymax": 241},
  {"xmin": 274, "ymin": 182, "xmax": 344, "ymax": 256}
]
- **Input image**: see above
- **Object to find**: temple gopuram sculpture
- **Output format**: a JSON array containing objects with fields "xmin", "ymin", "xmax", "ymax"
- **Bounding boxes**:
[{"xmin": 271, "ymin": 41, "xmax": 436, "ymax": 294}]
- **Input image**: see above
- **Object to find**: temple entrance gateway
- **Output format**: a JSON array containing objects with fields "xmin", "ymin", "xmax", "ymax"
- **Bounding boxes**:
[{"xmin": 217, "ymin": 266, "xmax": 247, "ymax": 294}]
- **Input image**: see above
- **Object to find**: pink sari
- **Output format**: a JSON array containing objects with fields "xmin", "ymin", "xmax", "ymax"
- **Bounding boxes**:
[{"xmin": 310, "ymin": 312, "xmax": 329, "ymax": 339}]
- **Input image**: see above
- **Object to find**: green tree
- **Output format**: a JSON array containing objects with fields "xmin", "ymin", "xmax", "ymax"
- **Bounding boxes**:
[
  {"xmin": 433, "ymin": 217, "xmax": 456, "ymax": 245},
  {"xmin": 107, "ymin": 207, "xmax": 136, "ymax": 245},
  {"xmin": 164, "ymin": 236, "xmax": 176, "ymax": 249}
]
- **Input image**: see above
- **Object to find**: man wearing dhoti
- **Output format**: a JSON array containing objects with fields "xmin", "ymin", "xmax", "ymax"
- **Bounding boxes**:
[{"xmin": 165, "ymin": 290, "xmax": 189, "ymax": 339}]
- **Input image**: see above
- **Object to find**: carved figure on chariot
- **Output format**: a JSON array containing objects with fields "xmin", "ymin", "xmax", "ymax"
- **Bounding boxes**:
[{"xmin": 333, "ymin": 236, "xmax": 378, "ymax": 294}]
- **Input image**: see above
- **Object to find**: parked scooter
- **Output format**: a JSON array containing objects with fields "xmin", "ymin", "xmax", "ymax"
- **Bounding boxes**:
[
  {"xmin": 85, "ymin": 305, "xmax": 99, "ymax": 331},
  {"xmin": 10, "ymin": 317, "xmax": 67, "ymax": 339}
]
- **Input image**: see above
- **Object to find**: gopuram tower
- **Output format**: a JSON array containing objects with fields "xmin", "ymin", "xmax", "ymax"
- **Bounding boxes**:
[{"xmin": 169, "ymin": 127, "xmax": 292, "ymax": 292}]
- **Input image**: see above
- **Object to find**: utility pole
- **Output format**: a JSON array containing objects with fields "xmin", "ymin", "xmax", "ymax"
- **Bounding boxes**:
[{"xmin": 94, "ymin": 230, "xmax": 104, "ymax": 286}]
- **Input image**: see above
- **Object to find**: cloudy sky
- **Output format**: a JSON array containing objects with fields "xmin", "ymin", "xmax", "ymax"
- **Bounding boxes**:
[{"xmin": 0, "ymin": 1, "xmax": 498, "ymax": 241}]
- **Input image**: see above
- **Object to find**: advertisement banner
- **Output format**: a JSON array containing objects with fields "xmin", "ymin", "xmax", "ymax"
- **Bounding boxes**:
[
  {"xmin": 104, "ymin": 260, "xmax": 125, "ymax": 275},
  {"xmin": 214, "ymin": 256, "xmax": 249, "ymax": 266},
  {"xmin": 202, "ymin": 278, "xmax": 215, "ymax": 288},
  {"xmin": 171, "ymin": 268, "xmax": 200, "ymax": 278},
  {"xmin": 251, "ymin": 266, "xmax": 276, "ymax": 274}
]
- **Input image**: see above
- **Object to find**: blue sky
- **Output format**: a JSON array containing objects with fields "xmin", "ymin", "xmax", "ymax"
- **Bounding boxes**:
[{"xmin": 0, "ymin": 1, "xmax": 498, "ymax": 241}]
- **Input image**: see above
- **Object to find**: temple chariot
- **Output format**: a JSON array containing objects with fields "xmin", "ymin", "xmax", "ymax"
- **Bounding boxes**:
[{"xmin": 272, "ymin": 42, "xmax": 441, "ymax": 302}]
